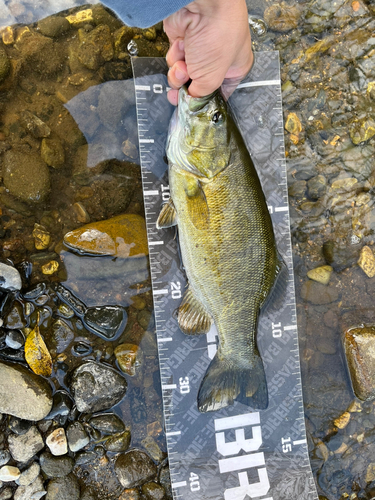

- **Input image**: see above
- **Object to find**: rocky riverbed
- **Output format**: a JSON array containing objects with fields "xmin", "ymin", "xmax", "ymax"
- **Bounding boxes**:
[{"xmin": 0, "ymin": 0, "xmax": 375, "ymax": 499}]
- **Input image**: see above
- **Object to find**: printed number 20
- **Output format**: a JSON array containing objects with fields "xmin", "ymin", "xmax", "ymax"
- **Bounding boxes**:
[{"xmin": 171, "ymin": 282, "xmax": 181, "ymax": 299}]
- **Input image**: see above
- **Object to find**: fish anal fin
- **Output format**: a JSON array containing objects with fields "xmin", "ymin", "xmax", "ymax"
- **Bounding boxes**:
[
  {"xmin": 197, "ymin": 349, "xmax": 268, "ymax": 413},
  {"xmin": 184, "ymin": 178, "xmax": 209, "ymax": 230},
  {"xmin": 156, "ymin": 198, "xmax": 177, "ymax": 229},
  {"xmin": 178, "ymin": 287, "xmax": 212, "ymax": 335},
  {"xmin": 261, "ymin": 253, "xmax": 289, "ymax": 315}
]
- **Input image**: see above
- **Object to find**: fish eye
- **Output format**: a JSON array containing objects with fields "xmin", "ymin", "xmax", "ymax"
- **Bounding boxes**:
[{"xmin": 212, "ymin": 112, "xmax": 223, "ymax": 123}]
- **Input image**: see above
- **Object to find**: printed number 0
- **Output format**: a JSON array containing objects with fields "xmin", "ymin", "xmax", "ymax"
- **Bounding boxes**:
[{"xmin": 153, "ymin": 84, "xmax": 163, "ymax": 93}]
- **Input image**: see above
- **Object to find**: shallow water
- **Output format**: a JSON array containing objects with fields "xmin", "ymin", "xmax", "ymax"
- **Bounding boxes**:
[{"xmin": 0, "ymin": 0, "xmax": 375, "ymax": 499}]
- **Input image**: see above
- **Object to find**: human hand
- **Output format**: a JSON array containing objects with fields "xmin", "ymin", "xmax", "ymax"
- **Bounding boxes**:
[{"xmin": 164, "ymin": 0, "xmax": 253, "ymax": 105}]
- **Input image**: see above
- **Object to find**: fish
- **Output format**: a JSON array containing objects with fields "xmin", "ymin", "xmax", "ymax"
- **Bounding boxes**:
[{"xmin": 156, "ymin": 85, "xmax": 284, "ymax": 413}]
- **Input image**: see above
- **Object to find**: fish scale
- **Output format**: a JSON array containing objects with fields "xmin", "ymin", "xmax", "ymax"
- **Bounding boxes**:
[{"xmin": 132, "ymin": 54, "xmax": 318, "ymax": 500}]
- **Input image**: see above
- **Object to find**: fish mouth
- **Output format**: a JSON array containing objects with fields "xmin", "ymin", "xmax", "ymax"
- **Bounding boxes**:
[{"xmin": 179, "ymin": 85, "xmax": 219, "ymax": 112}]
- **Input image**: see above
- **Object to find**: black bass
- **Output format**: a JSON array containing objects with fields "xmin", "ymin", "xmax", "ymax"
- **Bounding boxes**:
[{"xmin": 157, "ymin": 86, "xmax": 283, "ymax": 412}]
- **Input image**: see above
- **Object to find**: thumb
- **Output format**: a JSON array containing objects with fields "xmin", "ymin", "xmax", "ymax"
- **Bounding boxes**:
[{"xmin": 188, "ymin": 72, "xmax": 225, "ymax": 98}]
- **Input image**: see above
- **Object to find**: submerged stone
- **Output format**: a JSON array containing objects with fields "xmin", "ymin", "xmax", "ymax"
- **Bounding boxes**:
[
  {"xmin": 63, "ymin": 214, "xmax": 148, "ymax": 257},
  {"xmin": 115, "ymin": 450, "xmax": 157, "ymax": 488},
  {"xmin": 358, "ymin": 245, "xmax": 375, "ymax": 277},
  {"xmin": 264, "ymin": 2, "xmax": 301, "ymax": 32},
  {"xmin": 307, "ymin": 265, "xmax": 333, "ymax": 285},
  {"xmin": 70, "ymin": 361, "xmax": 127, "ymax": 412},
  {"xmin": 83, "ymin": 305, "xmax": 127, "ymax": 340},
  {"xmin": 344, "ymin": 325, "xmax": 375, "ymax": 401}
]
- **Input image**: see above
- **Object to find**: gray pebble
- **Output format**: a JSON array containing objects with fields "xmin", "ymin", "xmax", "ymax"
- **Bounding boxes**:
[
  {"xmin": 17, "ymin": 462, "xmax": 40, "ymax": 486},
  {"xmin": 66, "ymin": 422, "xmax": 89, "ymax": 452},
  {"xmin": 0, "ymin": 263, "xmax": 22, "ymax": 291},
  {"xmin": 0, "ymin": 487, "xmax": 13, "ymax": 500},
  {"xmin": 8, "ymin": 426, "xmax": 44, "ymax": 463},
  {"xmin": 0, "ymin": 450, "xmax": 10, "ymax": 466},
  {"xmin": 307, "ymin": 174, "xmax": 327, "ymax": 199},
  {"xmin": 5, "ymin": 330, "xmax": 25, "ymax": 349},
  {"xmin": 40, "ymin": 452, "xmax": 74, "ymax": 478},
  {"xmin": 14, "ymin": 476, "xmax": 46, "ymax": 500}
]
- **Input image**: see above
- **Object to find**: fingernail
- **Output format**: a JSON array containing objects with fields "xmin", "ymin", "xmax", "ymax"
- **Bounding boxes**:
[
  {"xmin": 175, "ymin": 68, "xmax": 186, "ymax": 81},
  {"xmin": 178, "ymin": 40, "xmax": 184, "ymax": 52}
]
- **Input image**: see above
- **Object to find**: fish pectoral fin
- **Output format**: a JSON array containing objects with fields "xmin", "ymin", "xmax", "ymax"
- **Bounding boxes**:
[
  {"xmin": 178, "ymin": 286, "xmax": 212, "ymax": 335},
  {"xmin": 156, "ymin": 198, "xmax": 177, "ymax": 229},
  {"xmin": 185, "ymin": 179, "xmax": 209, "ymax": 230}
]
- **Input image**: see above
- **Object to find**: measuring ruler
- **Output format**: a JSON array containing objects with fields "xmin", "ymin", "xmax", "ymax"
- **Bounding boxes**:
[{"xmin": 132, "ymin": 53, "xmax": 318, "ymax": 500}]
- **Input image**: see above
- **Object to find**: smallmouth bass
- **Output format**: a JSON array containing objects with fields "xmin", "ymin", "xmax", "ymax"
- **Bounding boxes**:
[{"xmin": 157, "ymin": 86, "xmax": 283, "ymax": 412}]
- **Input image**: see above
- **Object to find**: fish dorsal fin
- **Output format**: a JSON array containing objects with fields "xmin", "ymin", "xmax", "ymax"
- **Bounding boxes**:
[
  {"xmin": 156, "ymin": 198, "xmax": 177, "ymax": 229},
  {"xmin": 178, "ymin": 286, "xmax": 212, "ymax": 335},
  {"xmin": 184, "ymin": 177, "xmax": 209, "ymax": 231}
]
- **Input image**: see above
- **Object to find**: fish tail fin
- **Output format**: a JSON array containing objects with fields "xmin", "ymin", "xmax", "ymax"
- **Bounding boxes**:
[{"xmin": 197, "ymin": 350, "xmax": 268, "ymax": 413}]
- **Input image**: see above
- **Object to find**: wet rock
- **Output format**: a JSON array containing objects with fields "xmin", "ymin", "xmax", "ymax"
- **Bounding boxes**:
[
  {"xmin": 104, "ymin": 430, "xmax": 131, "ymax": 452},
  {"xmin": 89, "ymin": 413, "xmax": 125, "ymax": 434},
  {"xmin": 0, "ymin": 47, "xmax": 10, "ymax": 83},
  {"xmin": 41, "ymin": 138, "xmax": 65, "ymax": 169},
  {"xmin": 83, "ymin": 305, "xmax": 127, "ymax": 341},
  {"xmin": 0, "ymin": 487, "xmax": 13, "ymax": 500},
  {"xmin": 323, "ymin": 240, "xmax": 361, "ymax": 272},
  {"xmin": 285, "ymin": 112, "xmax": 302, "ymax": 135},
  {"xmin": 0, "ymin": 361, "xmax": 52, "ymax": 420},
  {"xmin": 40, "ymin": 452, "xmax": 74, "ymax": 478},
  {"xmin": 138, "ymin": 310, "xmax": 153, "ymax": 330},
  {"xmin": 17, "ymin": 462, "xmax": 40, "ymax": 486},
  {"xmin": 47, "ymin": 390, "xmax": 72, "ymax": 420},
  {"xmin": 0, "ymin": 263, "xmax": 22, "ymax": 291},
  {"xmin": 70, "ymin": 361, "xmax": 127, "ymax": 413},
  {"xmin": 63, "ymin": 214, "xmax": 148, "ymax": 257},
  {"xmin": 5, "ymin": 330, "xmax": 25, "ymax": 349},
  {"xmin": 119, "ymin": 489, "xmax": 140, "ymax": 500},
  {"xmin": 33, "ymin": 224, "xmax": 51, "ymax": 250},
  {"xmin": 3, "ymin": 149, "xmax": 50, "ymax": 203},
  {"xmin": 66, "ymin": 422, "xmax": 89, "ymax": 452},
  {"xmin": 51, "ymin": 320, "xmax": 74, "ymax": 354},
  {"xmin": 141, "ymin": 436, "xmax": 164, "ymax": 463},
  {"xmin": 344, "ymin": 325, "xmax": 375, "ymax": 401},
  {"xmin": 14, "ymin": 476, "xmax": 46, "ymax": 500},
  {"xmin": 334, "ymin": 411, "xmax": 351, "ymax": 430},
  {"xmin": 307, "ymin": 175, "xmax": 327, "ymax": 199},
  {"xmin": 77, "ymin": 25, "xmax": 114, "ymax": 70},
  {"xmin": 115, "ymin": 343, "xmax": 139, "ymax": 376},
  {"xmin": 18, "ymin": 33, "xmax": 64, "ymax": 76},
  {"xmin": 142, "ymin": 482, "xmax": 165, "ymax": 500},
  {"xmin": 66, "ymin": 8, "xmax": 94, "ymax": 27},
  {"xmin": 46, "ymin": 428, "xmax": 67, "ymax": 456},
  {"xmin": 8, "ymin": 426, "xmax": 44, "ymax": 462},
  {"xmin": 0, "ymin": 466, "xmax": 20, "ymax": 481},
  {"xmin": 0, "ymin": 451, "xmax": 10, "ymax": 466},
  {"xmin": 264, "ymin": 2, "xmax": 301, "ymax": 32},
  {"xmin": 358, "ymin": 246, "xmax": 375, "ymax": 278},
  {"xmin": 45, "ymin": 474, "xmax": 80, "ymax": 500},
  {"xmin": 115, "ymin": 450, "xmax": 157, "ymax": 488},
  {"xmin": 307, "ymin": 265, "xmax": 333, "ymax": 285},
  {"xmin": 300, "ymin": 280, "xmax": 339, "ymax": 304},
  {"xmin": 288, "ymin": 180, "xmax": 306, "ymax": 198},
  {"xmin": 9, "ymin": 417, "xmax": 33, "ymax": 435},
  {"xmin": 38, "ymin": 15, "xmax": 70, "ymax": 37},
  {"xmin": 20, "ymin": 111, "xmax": 50, "ymax": 138},
  {"xmin": 349, "ymin": 115, "xmax": 375, "ymax": 145}
]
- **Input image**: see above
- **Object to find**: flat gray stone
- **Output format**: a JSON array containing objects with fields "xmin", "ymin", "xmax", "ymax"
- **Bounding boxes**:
[
  {"xmin": 8, "ymin": 426, "xmax": 44, "ymax": 463},
  {"xmin": 0, "ymin": 361, "xmax": 52, "ymax": 421},
  {"xmin": 17, "ymin": 462, "xmax": 40, "ymax": 486},
  {"xmin": 0, "ymin": 263, "xmax": 22, "ymax": 291}
]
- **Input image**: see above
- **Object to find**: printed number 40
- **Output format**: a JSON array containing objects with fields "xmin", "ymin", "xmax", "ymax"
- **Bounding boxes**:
[{"xmin": 189, "ymin": 472, "xmax": 200, "ymax": 492}]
